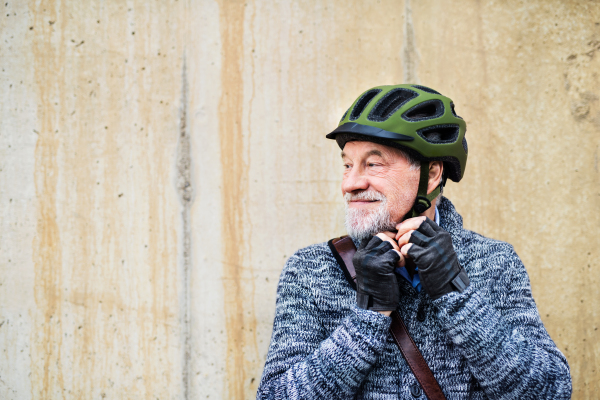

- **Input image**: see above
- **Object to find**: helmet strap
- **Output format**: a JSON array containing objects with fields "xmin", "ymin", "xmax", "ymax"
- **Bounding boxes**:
[{"xmin": 408, "ymin": 161, "xmax": 441, "ymax": 219}]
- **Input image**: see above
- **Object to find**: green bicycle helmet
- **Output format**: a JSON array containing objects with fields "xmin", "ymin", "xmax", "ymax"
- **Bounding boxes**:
[{"xmin": 326, "ymin": 84, "xmax": 468, "ymax": 218}]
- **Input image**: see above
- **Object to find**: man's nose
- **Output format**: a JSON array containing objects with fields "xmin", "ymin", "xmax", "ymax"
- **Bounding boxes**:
[{"xmin": 342, "ymin": 168, "xmax": 369, "ymax": 193}]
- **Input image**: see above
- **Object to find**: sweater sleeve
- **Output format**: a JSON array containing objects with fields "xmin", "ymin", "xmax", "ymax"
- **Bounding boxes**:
[
  {"xmin": 256, "ymin": 251, "xmax": 391, "ymax": 400},
  {"xmin": 433, "ymin": 246, "xmax": 572, "ymax": 400}
]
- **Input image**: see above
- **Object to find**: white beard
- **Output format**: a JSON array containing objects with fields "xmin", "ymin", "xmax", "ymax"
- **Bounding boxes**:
[{"xmin": 344, "ymin": 191, "xmax": 396, "ymax": 241}]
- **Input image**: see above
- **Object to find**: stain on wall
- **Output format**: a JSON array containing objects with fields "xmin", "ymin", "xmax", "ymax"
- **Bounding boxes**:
[
  {"xmin": 217, "ymin": 0, "xmax": 259, "ymax": 398},
  {"xmin": 24, "ymin": 1, "xmax": 186, "ymax": 398},
  {"xmin": 30, "ymin": 1, "xmax": 66, "ymax": 397}
]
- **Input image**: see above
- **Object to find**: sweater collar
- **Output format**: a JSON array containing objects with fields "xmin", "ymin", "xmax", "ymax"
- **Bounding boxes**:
[{"xmin": 437, "ymin": 196, "xmax": 465, "ymax": 247}]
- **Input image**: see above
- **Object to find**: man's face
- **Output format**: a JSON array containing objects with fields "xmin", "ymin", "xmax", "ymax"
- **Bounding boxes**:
[{"xmin": 341, "ymin": 141, "xmax": 420, "ymax": 239}]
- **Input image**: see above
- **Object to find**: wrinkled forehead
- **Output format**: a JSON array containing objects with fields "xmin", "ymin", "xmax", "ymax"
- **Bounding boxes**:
[{"xmin": 336, "ymin": 132, "xmax": 422, "ymax": 165}]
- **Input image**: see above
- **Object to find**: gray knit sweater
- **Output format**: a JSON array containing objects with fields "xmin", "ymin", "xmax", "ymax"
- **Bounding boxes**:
[{"xmin": 257, "ymin": 197, "xmax": 571, "ymax": 399}]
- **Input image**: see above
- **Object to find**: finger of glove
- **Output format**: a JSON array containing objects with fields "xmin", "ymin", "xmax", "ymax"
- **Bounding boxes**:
[
  {"xmin": 407, "ymin": 241, "xmax": 454, "ymax": 273},
  {"xmin": 408, "ymin": 230, "xmax": 431, "ymax": 248},
  {"xmin": 359, "ymin": 240, "xmax": 393, "ymax": 263},
  {"xmin": 379, "ymin": 247, "xmax": 400, "ymax": 266},
  {"xmin": 416, "ymin": 217, "xmax": 439, "ymax": 237},
  {"xmin": 406, "ymin": 242, "xmax": 429, "ymax": 262},
  {"xmin": 373, "ymin": 240, "xmax": 394, "ymax": 256},
  {"xmin": 354, "ymin": 240, "xmax": 394, "ymax": 275},
  {"xmin": 361, "ymin": 248, "xmax": 399, "ymax": 277},
  {"xmin": 364, "ymin": 235, "xmax": 386, "ymax": 252},
  {"xmin": 355, "ymin": 236, "xmax": 384, "ymax": 264},
  {"xmin": 376, "ymin": 233, "xmax": 400, "ymax": 251},
  {"xmin": 359, "ymin": 237, "xmax": 373, "ymax": 250}
]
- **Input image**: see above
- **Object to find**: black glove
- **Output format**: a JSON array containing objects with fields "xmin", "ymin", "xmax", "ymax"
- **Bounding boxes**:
[
  {"xmin": 407, "ymin": 218, "xmax": 470, "ymax": 300},
  {"xmin": 352, "ymin": 236, "xmax": 400, "ymax": 311}
]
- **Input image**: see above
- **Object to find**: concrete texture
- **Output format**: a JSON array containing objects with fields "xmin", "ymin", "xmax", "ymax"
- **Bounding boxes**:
[{"xmin": 0, "ymin": 0, "xmax": 597, "ymax": 399}]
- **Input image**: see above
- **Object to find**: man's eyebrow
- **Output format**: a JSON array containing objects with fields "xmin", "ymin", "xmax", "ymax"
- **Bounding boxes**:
[
  {"xmin": 341, "ymin": 149, "xmax": 386, "ymax": 159},
  {"xmin": 365, "ymin": 149, "xmax": 384, "ymax": 158}
]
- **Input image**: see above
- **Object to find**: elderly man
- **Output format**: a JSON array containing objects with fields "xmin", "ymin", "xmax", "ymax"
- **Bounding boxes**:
[{"xmin": 257, "ymin": 85, "xmax": 571, "ymax": 399}]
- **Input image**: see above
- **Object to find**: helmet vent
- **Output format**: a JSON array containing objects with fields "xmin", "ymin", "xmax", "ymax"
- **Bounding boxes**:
[
  {"xmin": 450, "ymin": 102, "xmax": 463, "ymax": 119},
  {"xmin": 412, "ymin": 85, "xmax": 441, "ymax": 95},
  {"xmin": 367, "ymin": 88, "xmax": 418, "ymax": 121},
  {"xmin": 402, "ymin": 100, "xmax": 444, "ymax": 121},
  {"xmin": 462, "ymin": 137, "xmax": 468, "ymax": 153},
  {"xmin": 340, "ymin": 107, "xmax": 350, "ymax": 122},
  {"xmin": 417, "ymin": 124, "xmax": 459, "ymax": 144},
  {"xmin": 349, "ymin": 89, "xmax": 381, "ymax": 121}
]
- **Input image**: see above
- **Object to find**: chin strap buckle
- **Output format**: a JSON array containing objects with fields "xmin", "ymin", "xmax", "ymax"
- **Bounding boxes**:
[{"xmin": 413, "ymin": 196, "xmax": 431, "ymax": 215}]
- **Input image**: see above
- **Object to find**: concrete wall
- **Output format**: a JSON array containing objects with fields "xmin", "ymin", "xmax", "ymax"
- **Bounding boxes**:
[{"xmin": 0, "ymin": 1, "xmax": 597, "ymax": 399}]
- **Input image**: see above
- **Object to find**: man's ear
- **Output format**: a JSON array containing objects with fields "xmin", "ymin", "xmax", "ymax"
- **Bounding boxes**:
[{"xmin": 427, "ymin": 161, "xmax": 443, "ymax": 194}]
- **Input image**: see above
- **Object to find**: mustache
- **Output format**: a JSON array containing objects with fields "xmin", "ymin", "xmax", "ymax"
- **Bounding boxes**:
[{"xmin": 344, "ymin": 190, "xmax": 387, "ymax": 203}]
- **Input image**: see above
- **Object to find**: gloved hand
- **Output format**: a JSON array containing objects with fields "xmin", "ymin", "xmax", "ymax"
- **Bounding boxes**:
[
  {"xmin": 352, "ymin": 236, "xmax": 400, "ymax": 311},
  {"xmin": 407, "ymin": 218, "xmax": 470, "ymax": 300}
]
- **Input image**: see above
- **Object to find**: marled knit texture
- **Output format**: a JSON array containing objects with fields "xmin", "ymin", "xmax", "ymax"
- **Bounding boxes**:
[{"xmin": 257, "ymin": 197, "xmax": 571, "ymax": 399}]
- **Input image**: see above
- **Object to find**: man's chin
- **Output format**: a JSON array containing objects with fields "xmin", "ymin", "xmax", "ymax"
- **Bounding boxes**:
[
  {"xmin": 344, "ymin": 217, "xmax": 396, "ymax": 241},
  {"xmin": 346, "ymin": 230, "xmax": 377, "ymax": 242},
  {"xmin": 344, "ymin": 202, "xmax": 397, "ymax": 240}
]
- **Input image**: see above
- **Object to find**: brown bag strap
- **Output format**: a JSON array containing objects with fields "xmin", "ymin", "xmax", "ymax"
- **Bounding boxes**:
[{"xmin": 327, "ymin": 236, "xmax": 447, "ymax": 400}]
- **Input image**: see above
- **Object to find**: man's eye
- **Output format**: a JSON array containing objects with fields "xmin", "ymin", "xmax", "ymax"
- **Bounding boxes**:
[{"xmin": 343, "ymin": 164, "xmax": 351, "ymax": 169}]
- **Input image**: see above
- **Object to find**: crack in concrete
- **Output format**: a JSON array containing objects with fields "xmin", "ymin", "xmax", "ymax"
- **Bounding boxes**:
[
  {"xmin": 176, "ymin": 55, "xmax": 193, "ymax": 400},
  {"xmin": 402, "ymin": 0, "xmax": 419, "ymax": 83}
]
